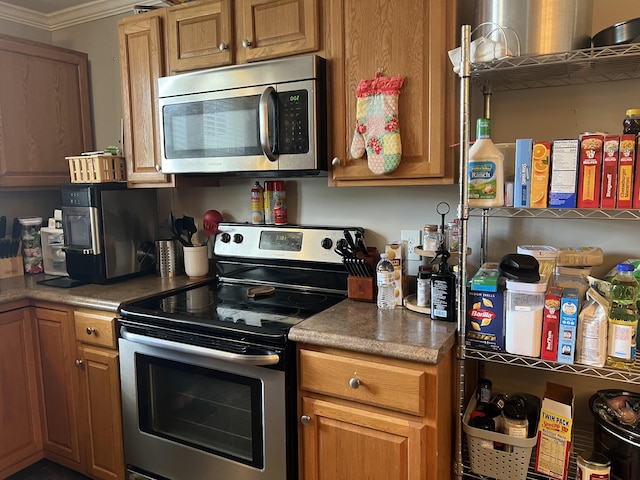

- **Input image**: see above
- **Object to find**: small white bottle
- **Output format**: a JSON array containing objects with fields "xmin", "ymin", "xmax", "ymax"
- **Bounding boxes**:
[
  {"xmin": 376, "ymin": 253, "xmax": 396, "ymax": 310},
  {"xmin": 468, "ymin": 118, "xmax": 504, "ymax": 207}
]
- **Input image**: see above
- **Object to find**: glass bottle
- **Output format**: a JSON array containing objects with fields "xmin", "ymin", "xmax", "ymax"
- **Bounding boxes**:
[{"xmin": 606, "ymin": 263, "xmax": 639, "ymax": 368}]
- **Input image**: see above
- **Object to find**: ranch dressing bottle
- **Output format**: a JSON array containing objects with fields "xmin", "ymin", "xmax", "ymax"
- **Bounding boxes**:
[{"xmin": 468, "ymin": 118, "xmax": 504, "ymax": 207}]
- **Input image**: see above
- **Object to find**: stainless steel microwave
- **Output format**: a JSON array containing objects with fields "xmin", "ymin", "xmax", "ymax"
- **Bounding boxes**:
[{"xmin": 158, "ymin": 54, "xmax": 327, "ymax": 176}]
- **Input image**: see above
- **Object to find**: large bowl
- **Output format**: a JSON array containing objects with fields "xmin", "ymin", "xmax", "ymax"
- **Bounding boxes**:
[{"xmin": 592, "ymin": 17, "xmax": 640, "ymax": 47}]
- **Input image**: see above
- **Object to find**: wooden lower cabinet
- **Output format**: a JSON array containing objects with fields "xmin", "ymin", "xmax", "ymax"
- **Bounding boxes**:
[
  {"xmin": 0, "ymin": 301, "xmax": 42, "ymax": 478},
  {"xmin": 30, "ymin": 303, "xmax": 125, "ymax": 480},
  {"xmin": 297, "ymin": 346, "xmax": 453, "ymax": 480}
]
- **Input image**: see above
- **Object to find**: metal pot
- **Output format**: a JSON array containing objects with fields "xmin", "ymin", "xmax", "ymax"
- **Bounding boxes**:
[
  {"xmin": 590, "ymin": 390, "xmax": 640, "ymax": 480},
  {"xmin": 474, "ymin": 0, "xmax": 593, "ymax": 56}
]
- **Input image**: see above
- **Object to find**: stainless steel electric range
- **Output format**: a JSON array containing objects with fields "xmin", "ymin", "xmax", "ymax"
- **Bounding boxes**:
[{"xmin": 118, "ymin": 223, "xmax": 363, "ymax": 480}]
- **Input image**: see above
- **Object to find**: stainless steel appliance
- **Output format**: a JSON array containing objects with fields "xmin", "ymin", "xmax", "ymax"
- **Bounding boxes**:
[
  {"xmin": 157, "ymin": 54, "xmax": 326, "ymax": 176},
  {"xmin": 61, "ymin": 183, "xmax": 158, "ymax": 283},
  {"xmin": 118, "ymin": 223, "xmax": 362, "ymax": 480}
]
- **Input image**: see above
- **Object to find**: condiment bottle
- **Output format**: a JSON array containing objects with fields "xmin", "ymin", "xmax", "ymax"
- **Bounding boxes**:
[
  {"xmin": 576, "ymin": 451, "xmax": 610, "ymax": 480},
  {"xmin": 476, "ymin": 378, "xmax": 492, "ymax": 406},
  {"xmin": 468, "ymin": 118, "xmax": 504, "ymax": 207},
  {"xmin": 502, "ymin": 404, "xmax": 528, "ymax": 452}
]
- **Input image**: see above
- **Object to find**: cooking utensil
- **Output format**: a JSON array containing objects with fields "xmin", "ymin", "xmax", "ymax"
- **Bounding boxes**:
[
  {"xmin": 11, "ymin": 217, "xmax": 20, "ymax": 240},
  {"xmin": 182, "ymin": 215, "xmax": 197, "ymax": 246},
  {"xmin": 203, "ymin": 210, "xmax": 223, "ymax": 237},
  {"xmin": 0, "ymin": 216, "xmax": 6, "ymax": 238},
  {"xmin": 247, "ymin": 286, "xmax": 276, "ymax": 298},
  {"xmin": 592, "ymin": 17, "xmax": 640, "ymax": 47}
]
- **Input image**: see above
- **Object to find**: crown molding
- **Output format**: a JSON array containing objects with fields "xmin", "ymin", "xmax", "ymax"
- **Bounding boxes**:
[{"xmin": 0, "ymin": 0, "xmax": 163, "ymax": 31}]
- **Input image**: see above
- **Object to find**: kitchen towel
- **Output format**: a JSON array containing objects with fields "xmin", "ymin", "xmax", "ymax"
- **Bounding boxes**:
[{"xmin": 350, "ymin": 72, "xmax": 404, "ymax": 175}]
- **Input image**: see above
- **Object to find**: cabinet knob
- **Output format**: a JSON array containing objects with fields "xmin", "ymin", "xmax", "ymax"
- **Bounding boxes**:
[
  {"xmin": 331, "ymin": 157, "xmax": 341, "ymax": 167},
  {"xmin": 218, "ymin": 42, "xmax": 228, "ymax": 51},
  {"xmin": 300, "ymin": 415, "xmax": 311, "ymax": 425},
  {"xmin": 155, "ymin": 164, "xmax": 162, "ymax": 173},
  {"xmin": 242, "ymin": 39, "xmax": 252, "ymax": 49},
  {"xmin": 349, "ymin": 377, "xmax": 360, "ymax": 389},
  {"xmin": 75, "ymin": 359, "xmax": 83, "ymax": 367},
  {"xmin": 86, "ymin": 327, "xmax": 95, "ymax": 335}
]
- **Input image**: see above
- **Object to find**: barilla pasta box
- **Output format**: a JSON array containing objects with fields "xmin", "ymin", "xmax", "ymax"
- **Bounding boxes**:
[
  {"xmin": 577, "ymin": 135, "xmax": 604, "ymax": 209},
  {"xmin": 385, "ymin": 242, "xmax": 406, "ymax": 306},
  {"xmin": 600, "ymin": 135, "xmax": 620, "ymax": 209},
  {"xmin": 530, "ymin": 141, "xmax": 551, "ymax": 208},
  {"xmin": 550, "ymin": 139, "xmax": 579, "ymax": 208},
  {"xmin": 514, "ymin": 138, "xmax": 533, "ymax": 208},
  {"xmin": 557, "ymin": 288, "xmax": 579, "ymax": 364},
  {"xmin": 619, "ymin": 134, "xmax": 635, "ymax": 209},
  {"xmin": 540, "ymin": 285, "xmax": 563, "ymax": 362},
  {"xmin": 465, "ymin": 284, "xmax": 505, "ymax": 352}
]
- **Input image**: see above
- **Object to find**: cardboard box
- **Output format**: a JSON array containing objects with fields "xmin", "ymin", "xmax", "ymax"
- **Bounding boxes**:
[
  {"xmin": 556, "ymin": 288, "xmax": 579, "ymax": 364},
  {"xmin": 470, "ymin": 262, "xmax": 501, "ymax": 292},
  {"xmin": 619, "ymin": 134, "xmax": 635, "ymax": 209},
  {"xmin": 465, "ymin": 286, "xmax": 505, "ymax": 352},
  {"xmin": 550, "ymin": 139, "xmax": 579, "ymax": 208},
  {"xmin": 540, "ymin": 285, "xmax": 563, "ymax": 362},
  {"xmin": 385, "ymin": 242, "xmax": 406, "ymax": 306},
  {"xmin": 600, "ymin": 135, "xmax": 620, "ymax": 208},
  {"xmin": 530, "ymin": 141, "xmax": 551, "ymax": 208},
  {"xmin": 535, "ymin": 382, "xmax": 574, "ymax": 480},
  {"xmin": 577, "ymin": 135, "xmax": 604, "ymax": 208},
  {"xmin": 514, "ymin": 138, "xmax": 533, "ymax": 208}
]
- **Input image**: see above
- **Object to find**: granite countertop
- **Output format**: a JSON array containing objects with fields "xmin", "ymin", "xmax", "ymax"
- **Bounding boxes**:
[
  {"xmin": 0, "ymin": 273, "xmax": 212, "ymax": 312},
  {"xmin": 289, "ymin": 300, "xmax": 458, "ymax": 364}
]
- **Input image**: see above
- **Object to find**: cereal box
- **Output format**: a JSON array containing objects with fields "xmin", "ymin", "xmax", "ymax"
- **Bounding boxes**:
[
  {"xmin": 557, "ymin": 288, "xmax": 579, "ymax": 364},
  {"xmin": 577, "ymin": 135, "xmax": 604, "ymax": 208},
  {"xmin": 600, "ymin": 135, "xmax": 619, "ymax": 209},
  {"xmin": 540, "ymin": 286, "xmax": 563, "ymax": 362},
  {"xmin": 549, "ymin": 139, "xmax": 579, "ymax": 208},
  {"xmin": 385, "ymin": 242, "xmax": 406, "ymax": 306},
  {"xmin": 530, "ymin": 141, "xmax": 551, "ymax": 208},
  {"xmin": 514, "ymin": 138, "xmax": 533, "ymax": 208},
  {"xmin": 618, "ymin": 134, "xmax": 635, "ymax": 209},
  {"xmin": 465, "ymin": 286, "xmax": 505, "ymax": 351}
]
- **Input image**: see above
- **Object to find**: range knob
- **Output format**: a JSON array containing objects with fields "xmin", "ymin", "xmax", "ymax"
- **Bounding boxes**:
[
  {"xmin": 221, "ymin": 232, "xmax": 231, "ymax": 243},
  {"xmin": 233, "ymin": 233, "xmax": 244, "ymax": 244},
  {"xmin": 321, "ymin": 237, "xmax": 333, "ymax": 249}
]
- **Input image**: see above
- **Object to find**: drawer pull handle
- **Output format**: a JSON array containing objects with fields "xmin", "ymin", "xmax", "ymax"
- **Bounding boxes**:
[
  {"xmin": 300, "ymin": 415, "xmax": 311, "ymax": 425},
  {"xmin": 75, "ymin": 359, "xmax": 83, "ymax": 367},
  {"xmin": 86, "ymin": 327, "xmax": 95, "ymax": 335},
  {"xmin": 349, "ymin": 377, "xmax": 360, "ymax": 389}
]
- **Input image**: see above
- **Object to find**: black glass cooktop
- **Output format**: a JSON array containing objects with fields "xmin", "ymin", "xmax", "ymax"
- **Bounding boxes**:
[{"xmin": 119, "ymin": 280, "xmax": 346, "ymax": 340}]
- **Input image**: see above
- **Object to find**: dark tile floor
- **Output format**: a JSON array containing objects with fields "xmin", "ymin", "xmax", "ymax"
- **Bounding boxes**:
[{"xmin": 6, "ymin": 459, "xmax": 90, "ymax": 480}]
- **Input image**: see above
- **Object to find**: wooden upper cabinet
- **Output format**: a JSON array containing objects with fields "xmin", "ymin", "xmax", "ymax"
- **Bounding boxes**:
[
  {"xmin": 167, "ymin": 0, "xmax": 233, "ymax": 73},
  {"xmin": 0, "ymin": 34, "xmax": 93, "ymax": 189},
  {"xmin": 236, "ymin": 0, "xmax": 319, "ymax": 63},
  {"xmin": 326, "ymin": 0, "xmax": 458, "ymax": 186},
  {"xmin": 118, "ymin": 11, "xmax": 172, "ymax": 186}
]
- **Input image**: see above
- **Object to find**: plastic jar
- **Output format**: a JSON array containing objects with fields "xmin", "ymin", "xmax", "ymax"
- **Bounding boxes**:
[
  {"xmin": 19, "ymin": 217, "xmax": 44, "ymax": 274},
  {"xmin": 576, "ymin": 451, "xmax": 610, "ymax": 479},
  {"xmin": 505, "ymin": 278, "xmax": 548, "ymax": 357},
  {"xmin": 623, "ymin": 109, "xmax": 640, "ymax": 135},
  {"xmin": 502, "ymin": 404, "xmax": 528, "ymax": 452}
]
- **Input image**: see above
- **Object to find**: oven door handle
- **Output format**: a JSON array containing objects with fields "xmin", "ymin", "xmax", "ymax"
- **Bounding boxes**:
[{"xmin": 120, "ymin": 327, "xmax": 281, "ymax": 366}]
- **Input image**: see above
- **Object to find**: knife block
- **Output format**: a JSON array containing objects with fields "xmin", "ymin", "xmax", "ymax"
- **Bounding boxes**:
[
  {"xmin": 0, "ymin": 255, "xmax": 24, "ymax": 279},
  {"xmin": 347, "ymin": 248, "xmax": 379, "ymax": 303}
]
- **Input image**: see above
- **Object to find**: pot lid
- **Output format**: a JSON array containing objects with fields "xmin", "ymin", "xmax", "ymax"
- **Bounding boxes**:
[{"xmin": 590, "ymin": 389, "xmax": 640, "ymax": 441}]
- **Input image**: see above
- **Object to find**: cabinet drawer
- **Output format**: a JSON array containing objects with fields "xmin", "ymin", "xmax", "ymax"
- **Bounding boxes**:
[
  {"xmin": 74, "ymin": 309, "xmax": 116, "ymax": 349},
  {"xmin": 299, "ymin": 349, "xmax": 428, "ymax": 416}
]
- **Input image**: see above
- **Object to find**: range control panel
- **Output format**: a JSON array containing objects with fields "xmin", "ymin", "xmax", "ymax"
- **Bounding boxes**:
[{"xmin": 214, "ymin": 223, "xmax": 364, "ymax": 264}]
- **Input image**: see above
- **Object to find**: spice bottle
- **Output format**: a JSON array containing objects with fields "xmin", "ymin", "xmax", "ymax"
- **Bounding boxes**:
[
  {"xmin": 502, "ymin": 404, "xmax": 528, "ymax": 452},
  {"xmin": 476, "ymin": 378, "xmax": 492, "ymax": 406},
  {"xmin": 416, "ymin": 265, "xmax": 432, "ymax": 307},
  {"xmin": 422, "ymin": 224, "xmax": 440, "ymax": 251}
]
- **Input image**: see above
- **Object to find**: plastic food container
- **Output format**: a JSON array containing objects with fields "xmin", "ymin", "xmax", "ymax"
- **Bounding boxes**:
[
  {"xmin": 19, "ymin": 217, "xmax": 44, "ymax": 274},
  {"xmin": 517, "ymin": 245, "xmax": 558, "ymax": 281},
  {"xmin": 505, "ymin": 277, "xmax": 548, "ymax": 357}
]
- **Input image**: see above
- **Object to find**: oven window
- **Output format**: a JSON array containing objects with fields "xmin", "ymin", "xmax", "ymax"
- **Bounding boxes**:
[{"xmin": 136, "ymin": 354, "xmax": 264, "ymax": 468}]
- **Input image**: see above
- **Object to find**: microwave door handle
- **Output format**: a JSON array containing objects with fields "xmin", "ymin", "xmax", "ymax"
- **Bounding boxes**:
[
  {"xmin": 259, "ymin": 86, "xmax": 277, "ymax": 162},
  {"xmin": 120, "ymin": 326, "xmax": 280, "ymax": 366}
]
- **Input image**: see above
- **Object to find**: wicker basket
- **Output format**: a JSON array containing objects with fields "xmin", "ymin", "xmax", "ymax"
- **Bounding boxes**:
[
  {"xmin": 67, "ymin": 155, "xmax": 126, "ymax": 183},
  {"xmin": 463, "ymin": 393, "xmax": 538, "ymax": 480}
]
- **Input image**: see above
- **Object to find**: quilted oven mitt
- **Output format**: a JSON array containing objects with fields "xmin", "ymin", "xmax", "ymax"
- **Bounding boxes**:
[{"xmin": 350, "ymin": 72, "xmax": 405, "ymax": 175}]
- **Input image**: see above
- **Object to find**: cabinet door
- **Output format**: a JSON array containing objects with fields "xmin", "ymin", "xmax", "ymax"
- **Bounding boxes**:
[
  {"xmin": 326, "ymin": 0, "xmax": 457, "ymax": 186},
  {"xmin": 32, "ymin": 305, "xmax": 83, "ymax": 471},
  {"xmin": 236, "ymin": 0, "xmax": 319, "ymax": 63},
  {"xmin": 300, "ymin": 397, "xmax": 428, "ymax": 480},
  {"xmin": 77, "ymin": 345, "xmax": 125, "ymax": 480},
  {"xmin": 118, "ymin": 11, "xmax": 173, "ymax": 187},
  {"xmin": 0, "ymin": 34, "xmax": 93, "ymax": 189},
  {"xmin": 0, "ymin": 306, "xmax": 42, "ymax": 477},
  {"xmin": 167, "ymin": 0, "xmax": 233, "ymax": 73}
]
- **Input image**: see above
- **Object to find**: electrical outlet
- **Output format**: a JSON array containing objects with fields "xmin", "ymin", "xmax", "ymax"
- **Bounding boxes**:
[{"xmin": 401, "ymin": 229, "xmax": 422, "ymax": 262}]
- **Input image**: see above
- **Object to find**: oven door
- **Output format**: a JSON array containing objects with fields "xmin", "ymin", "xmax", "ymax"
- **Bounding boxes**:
[{"xmin": 119, "ymin": 329, "xmax": 287, "ymax": 480}]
